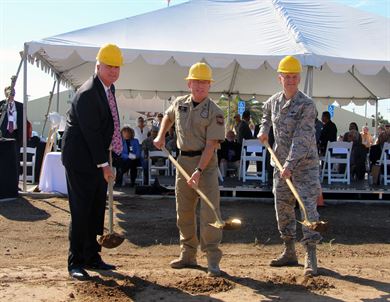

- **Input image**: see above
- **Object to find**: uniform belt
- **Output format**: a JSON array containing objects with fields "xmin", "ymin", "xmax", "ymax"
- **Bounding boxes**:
[{"xmin": 179, "ymin": 150, "xmax": 202, "ymax": 157}]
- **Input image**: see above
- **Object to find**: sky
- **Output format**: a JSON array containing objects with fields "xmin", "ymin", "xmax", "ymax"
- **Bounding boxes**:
[{"xmin": 0, "ymin": 0, "xmax": 389, "ymax": 120}]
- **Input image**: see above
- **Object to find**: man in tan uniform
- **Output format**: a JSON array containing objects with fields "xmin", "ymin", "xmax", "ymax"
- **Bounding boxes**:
[
  {"xmin": 154, "ymin": 62, "xmax": 225, "ymax": 277},
  {"xmin": 258, "ymin": 56, "xmax": 322, "ymax": 276}
]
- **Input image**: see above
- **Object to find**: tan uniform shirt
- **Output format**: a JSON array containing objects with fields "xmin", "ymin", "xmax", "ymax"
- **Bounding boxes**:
[{"xmin": 166, "ymin": 95, "xmax": 225, "ymax": 151}]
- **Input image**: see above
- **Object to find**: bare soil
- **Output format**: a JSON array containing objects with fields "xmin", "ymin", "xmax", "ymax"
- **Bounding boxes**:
[{"xmin": 0, "ymin": 195, "xmax": 389, "ymax": 301}]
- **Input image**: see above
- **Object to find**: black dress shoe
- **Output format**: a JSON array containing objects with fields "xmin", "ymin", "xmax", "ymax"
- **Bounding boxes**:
[
  {"xmin": 84, "ymin": 260, "xmax": 116, "ymax": 271},
  {"xmin": 69, "ymin": 267, "xmax": 90, "ymax": 280}
]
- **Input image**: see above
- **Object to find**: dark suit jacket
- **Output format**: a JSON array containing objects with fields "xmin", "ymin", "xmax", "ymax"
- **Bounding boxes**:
[
  {"xmin": 237, "ymin": 120, "xmax": 253, "ymax": 145},
  {"xmin": 61, "ymin": 75, "xmax": 115, "ymax": 172},
  {"xmin": 0, "ymin": 100, "xmax": 24, "ymax": 145},
  {"xmin": 319, "ymin": 120, "xmax": 337, "ymax": 155},
  {"xmin": 217, "ymin": 139, "xmax": 242, "ymax": 163}
]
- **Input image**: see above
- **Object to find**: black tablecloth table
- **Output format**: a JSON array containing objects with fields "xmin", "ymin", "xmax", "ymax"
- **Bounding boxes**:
[{"xmin": 0, "ymin": 138, "xmax": 18, "ymax": 199}]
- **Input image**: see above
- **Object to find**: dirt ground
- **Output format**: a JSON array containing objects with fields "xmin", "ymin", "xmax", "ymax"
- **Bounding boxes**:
[{"xmin": 0, "ymin": 194, "xmax": 389, "ymax": 302}]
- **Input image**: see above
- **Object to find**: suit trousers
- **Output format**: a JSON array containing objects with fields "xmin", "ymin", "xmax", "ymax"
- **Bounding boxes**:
[
  {"xmin": 175, "ymin": 154, "xmax": 222, "ymax": 263},
  {"xmin": 65, "ymin": 167, "xmax": 107, "ymax": 270}
]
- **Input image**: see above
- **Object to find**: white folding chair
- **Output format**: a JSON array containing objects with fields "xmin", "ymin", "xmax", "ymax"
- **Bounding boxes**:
[
  {"xmin": 19, "ymin": 147, "xmax": 36, "ymax": 183},
  {"xmin": 239, "ymin": 139, "xmax": 267, "ymax": 183},
  {"xmin": 321, "ymin": 141, "xmax": 352, "ymax": 184},
  {"xmin": 377, "ymin": 142, "xmax": 390, "ymax": 185},
  {"xmin": 148, "ymin": 150, "xmax": 170, "ymax": 183}
]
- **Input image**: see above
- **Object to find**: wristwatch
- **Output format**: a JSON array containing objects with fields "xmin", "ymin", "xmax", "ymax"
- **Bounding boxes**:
[{"xmin": 195, "ymin": 167, "xmax": 203, "ymax": 174}]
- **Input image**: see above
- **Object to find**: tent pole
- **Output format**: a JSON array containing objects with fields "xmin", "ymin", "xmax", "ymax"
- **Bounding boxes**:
[
  {"xmin": 54, "ymin": 75, "xmax": 61, "ymax": 151},
  {"xmin": 303, "ymin": 66, "xmax": 313, "ymax": 97},
  {"xmin": 22, "ymin": 43, "xmax": 28, "ymax": 192},
  {"xmin": 56, "ymin": 75, "xmax": 60, "ymax": 112},
  {"xmin": 304, "ymin": 66, "xmax": 310, "ymax": 94},
  {"xmin": 41, "ymin": 80, "xmax": 57, "ymax": 136},
  {"xmin": 309, "ymin": 66, "xmax": 313, "ymax": 98},
  {"xmin": 347, "ymin": 70, "xmax": 378, "ymax": 134},
  {"xmin": 227, "ymin": 62, "xmax": 239, "ymax": 127},
  {"xmin": 375, "ymin": 99, "xmax": 378, "ymax": 137}
]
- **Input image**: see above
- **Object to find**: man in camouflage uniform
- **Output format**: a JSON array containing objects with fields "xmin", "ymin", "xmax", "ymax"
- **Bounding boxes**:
[
  {"xmin": 258, "ymin": 56, "xmax": 322, "ymax": 276},
  {"xmin": 154, "ymin": 62, "xmax": 225, "ymax": 277}
]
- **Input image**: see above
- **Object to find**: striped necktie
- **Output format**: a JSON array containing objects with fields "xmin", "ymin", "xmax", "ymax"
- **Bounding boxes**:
[{"xmin": 7, "ymin": 102, "xmax": 14, "ymax": 133}]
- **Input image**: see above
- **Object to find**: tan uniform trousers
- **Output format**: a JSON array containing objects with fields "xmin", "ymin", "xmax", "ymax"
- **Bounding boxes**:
[{"xmin": 175, "ymin": 153, "xmax": 222, "ymax": 264}]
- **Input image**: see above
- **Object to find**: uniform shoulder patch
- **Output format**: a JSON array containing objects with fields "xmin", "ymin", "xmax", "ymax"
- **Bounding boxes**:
[{"xmin": 216, "ymin": 114, "xmax": 224, "ymax": 126}]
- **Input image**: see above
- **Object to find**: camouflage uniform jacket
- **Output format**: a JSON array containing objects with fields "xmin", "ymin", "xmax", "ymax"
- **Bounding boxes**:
[{"xmin": 259, "ymin": 90, "xmax": 319, "ymax": 171}]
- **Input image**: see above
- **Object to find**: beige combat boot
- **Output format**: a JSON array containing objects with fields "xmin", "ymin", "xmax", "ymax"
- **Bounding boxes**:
[
  {"xmin": 207, "ymin": 250, "xmax": 222, "ymax": 277},
  {"xmin": 304, "ymin": 243, "xmax": 318, "ymax": 276},
  {"xmin": 170, "ymin": 253, "xmax": 198, "ymax": 269},
  {"xmin": 269, "ymin": 240, "xmax": 298, "ymax": 267}
]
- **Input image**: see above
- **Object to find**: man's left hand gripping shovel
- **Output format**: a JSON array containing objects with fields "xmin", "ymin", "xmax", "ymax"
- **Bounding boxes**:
[{"xmin": 161, "ymin": 146, "xmax": 241, "ymax": 231}]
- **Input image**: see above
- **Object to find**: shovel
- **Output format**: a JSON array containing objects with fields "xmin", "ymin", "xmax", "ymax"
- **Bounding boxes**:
[
  {"xmin": 161, "ymin": 146, "xmax": 241, "ymax": 231},
  {"xmin": 98, "ymin": 151, "xmax": 125, "ymax": 248},
  {"xmin": 263, "ymin": 140, "xmax": 328, "ymax": 233}
]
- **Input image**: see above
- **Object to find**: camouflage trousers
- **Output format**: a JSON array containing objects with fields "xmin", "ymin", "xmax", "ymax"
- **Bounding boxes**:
[{"xmin": 273, "ymin": 165, "xmax": 322, "ymax": 244}]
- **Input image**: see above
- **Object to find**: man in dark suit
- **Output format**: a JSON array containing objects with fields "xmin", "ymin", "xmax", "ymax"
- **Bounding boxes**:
[
  {"xmin": 236, "ymin": 110, "xmax": 253, "ymax": 145},
  {"xmin": 318, "ymin": 111, "xmax": 337, "ymax": 156},
  {"xmin": 1, "ymin": 86, "xmax": 24, "ymax": 185},
  {"xmin": 61, "ymin": 44, "xmax": 123, "ymax": 280}
]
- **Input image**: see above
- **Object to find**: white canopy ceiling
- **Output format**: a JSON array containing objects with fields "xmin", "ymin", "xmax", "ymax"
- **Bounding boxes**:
[{"xmin": 26, "ymin": 0, "xmax": 390, "ymax": 104}]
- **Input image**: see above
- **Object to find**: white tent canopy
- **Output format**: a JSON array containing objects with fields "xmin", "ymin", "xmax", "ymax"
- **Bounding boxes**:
[{"xmin": 25, "ymin": 0, "xmax": 390, "ymax": 105}]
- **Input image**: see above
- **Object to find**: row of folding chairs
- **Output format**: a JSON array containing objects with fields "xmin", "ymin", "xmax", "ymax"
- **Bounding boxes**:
[{"xmin": 320, "ymin": 141, "xmax": 390, "ymax": 185}]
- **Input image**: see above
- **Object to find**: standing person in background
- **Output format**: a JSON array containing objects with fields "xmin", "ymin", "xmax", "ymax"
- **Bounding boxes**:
[
  {"xmin": 61, "ymin": 44, "xmax": 123, "ymax": 280},
  {"xmin": 314, "ymin": 113, "xmax": 323, "ymax": 151},
  {"xmin": 153, "ymin": 62, "xmax": 225, "ymax": 277},
  {"xmin": 134, "ymin": 116, "xmax": 150, "ymax": 144},
  {"xmin": 233, "ymin": 113, "xmax": 242, "ymax": 136},
  {"xmin": 258, "ymin": 55, "xmax": 322, "ymax": 276},
  {"xmin": 318, "ymin": 111, "xmax": 337, "ymax": 156},
  {"xmin": 153, "ymin": 113, "xmax": 164, "ymax": 129},
  {"xmin": 1, "ymin": 86, "xmax": 24, "ymax": 185},
  {"xmin": 237, "ymin": 110, "xmax": 253, "ymax": 145}
]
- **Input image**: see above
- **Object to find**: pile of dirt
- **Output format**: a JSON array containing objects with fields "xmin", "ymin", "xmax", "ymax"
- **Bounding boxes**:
[
  {"xmin": 174, "ymin": 276, "xmax": 234, "ymax": 294},
  {"xmin": 264, "ymin": 273, "xmax": 335, "ymax": 294},
  {"xmin": 302, "ymin": 276, "xmax": 335, "ymax": 294},
  {"xmin": 71, "ymin": 276, "xmax": 147, "ymax": 301}
]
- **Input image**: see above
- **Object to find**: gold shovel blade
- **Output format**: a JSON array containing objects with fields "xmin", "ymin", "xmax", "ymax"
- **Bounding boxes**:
[{"xmin": 209, "ymin": 218, "xmax": 242, "ymax": 231}]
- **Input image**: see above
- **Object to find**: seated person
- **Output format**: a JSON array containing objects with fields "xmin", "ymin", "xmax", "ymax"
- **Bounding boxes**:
[
  {"xmin": 348, "ymin": 122, "xmax": 362, "ymax": 144},
  {"xmin": 165, "ymin": 126, "xmax": 178, "ymax": 155},
  {"xmin": 218, "ymin": 130, "xmax": 241, "ymax": 177},
  {"xmin": 361, "ymin": 126, "xmax": 373, "ymax": 150},
  {"xmin": 142, "ymin": 126, "xmax": 166, "ymax": 184},
  {"xmin": 113, "ymin": 126, "xmax": 141, "ymax": 187},
  {"xmin": 369, "ymin": 131, "xmax": 390, "ymax": 170},
  {"xmin": 347, "ymin": 129, "xmax": 367, "ymax": 181}
]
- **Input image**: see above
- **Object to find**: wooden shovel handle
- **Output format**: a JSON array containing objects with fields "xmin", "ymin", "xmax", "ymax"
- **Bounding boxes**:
[
  {"xmin": 262, "ymin": 140, "xmax": 309, "ymax": 222},
  {"xmin": 161, "ymin": 147, "xmax": 224, "ymax": 226}
]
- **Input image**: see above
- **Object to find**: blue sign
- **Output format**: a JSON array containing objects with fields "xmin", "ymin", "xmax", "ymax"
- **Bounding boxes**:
[
  {"xmin": 238, "ymin": 100, "xmax": 246, "ymax": 115},
  {"xmin": 328, "ymin": 105, "xmax": 335, "ymax": 118}
]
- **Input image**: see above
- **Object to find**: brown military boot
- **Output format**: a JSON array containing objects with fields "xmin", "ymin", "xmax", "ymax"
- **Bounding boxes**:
[
  {"xmin": 170, "ymin": 253, "xmax": 197, "ymax": 269},
  {"xmin": 304, "ymin": 243, "xmax": 318, "ymax": 276},
  {"xmin": 269, "ymin": 240, "xmax": 298, "ymax": 267}
]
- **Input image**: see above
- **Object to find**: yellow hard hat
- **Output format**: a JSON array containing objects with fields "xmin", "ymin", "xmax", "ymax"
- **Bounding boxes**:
[
  {"xmin": 96, "ymin": 43, "xmax": 123, "ymax": 67},
  {"xmin": 185, "ymin": 62, "xmax": 214, "ymax": 81},
  {"xmin": 277, "ymin": 55, "xmax": 302, "ymax": 73}
]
